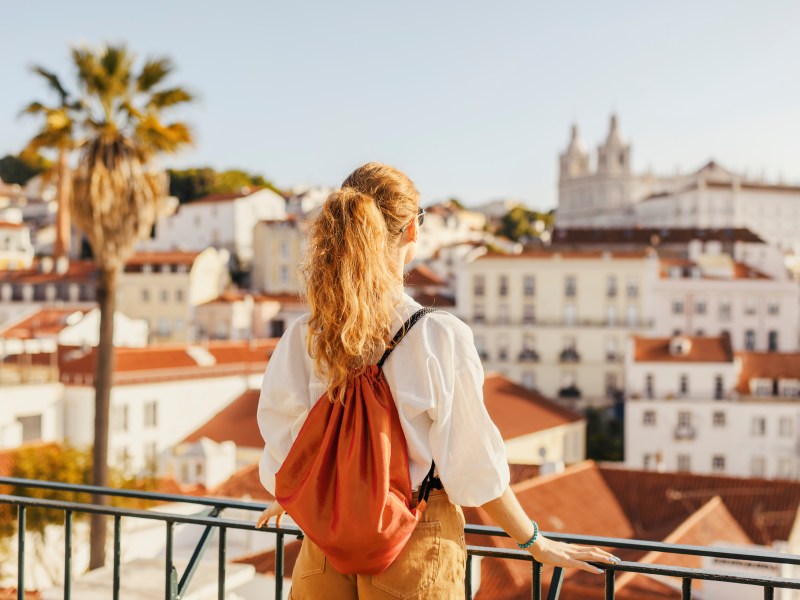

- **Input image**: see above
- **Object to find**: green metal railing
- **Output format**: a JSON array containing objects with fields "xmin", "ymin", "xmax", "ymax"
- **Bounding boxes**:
[{"xmin": 2, "ymin": 477, "xmax": 800, "ymax": 599}]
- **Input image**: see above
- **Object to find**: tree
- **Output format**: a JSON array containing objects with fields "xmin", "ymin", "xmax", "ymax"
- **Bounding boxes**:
[
  {"xmin": 28, "ymin": 43, "xmax": 194, "ymax": 570},
  {"xmin": 20, "ymin": 66, "xmax": 82, "ymax": 258},
  {"xmin": 0, "ymin": 153, "xmax": 51, "ymax": 185},
  {"xmin": 167, "ymin": 166, "xmax": 283, "ymax": 203}
]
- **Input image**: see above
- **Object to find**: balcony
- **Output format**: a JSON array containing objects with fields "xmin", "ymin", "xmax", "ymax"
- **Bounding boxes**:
[
  {"xmin": 518, "ymin": 349, "xmax": 540, "ymax": 362},
  {"xmin": 559, "ymin": 348, "xmax": 581, "ymax": 363},
  {"xmin": 674, "ymin": 424, "xmax": 697, "ymax": 440},
  {"xmin": 2, "ymin": 478, "xmax": 799, "ymax": 599}
]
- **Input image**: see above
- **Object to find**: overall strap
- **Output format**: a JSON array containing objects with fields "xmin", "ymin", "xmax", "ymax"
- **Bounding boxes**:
[{"xmin": 376, "ymin": 307, "xmax": 436, "ymax": 369}]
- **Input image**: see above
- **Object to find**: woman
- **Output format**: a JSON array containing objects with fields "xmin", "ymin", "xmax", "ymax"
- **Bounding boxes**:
[{"xmin": 256, "ymin": 162, "xmax": 619, "ymax": 598}]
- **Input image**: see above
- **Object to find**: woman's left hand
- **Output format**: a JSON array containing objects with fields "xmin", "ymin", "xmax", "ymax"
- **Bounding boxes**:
[{"xmin": 255, "ymin": 501, "xmax": 286, "ymax": 529}]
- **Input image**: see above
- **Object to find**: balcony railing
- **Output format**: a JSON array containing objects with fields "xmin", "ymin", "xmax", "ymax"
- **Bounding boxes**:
[{"xmin": 1, "ymin": 477, "xmax": 800, "ymax": 600}]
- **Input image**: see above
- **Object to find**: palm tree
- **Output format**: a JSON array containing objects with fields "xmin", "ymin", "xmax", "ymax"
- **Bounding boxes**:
[
  {"xmin": 64, "ymin": 44, "xmax": 193, "ymax": 569},
  {"xmin": 20, "ymin": 67, "xmax": 81, "ymax": 258}
]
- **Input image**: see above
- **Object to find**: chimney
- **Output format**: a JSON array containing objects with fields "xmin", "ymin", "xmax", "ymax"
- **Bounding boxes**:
[{"xmin": 55, "ymin": 256, "xmax": 70, "ymax": 274}]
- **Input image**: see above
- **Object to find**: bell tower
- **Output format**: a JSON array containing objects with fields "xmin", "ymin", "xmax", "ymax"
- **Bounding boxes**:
[
  {"xmin": 596, "ymin": 114, "xmax": 631, "ymax": 176},
  {"xmin": 559, "ymin": 123, "xmax": 590, "ymax": 180}
]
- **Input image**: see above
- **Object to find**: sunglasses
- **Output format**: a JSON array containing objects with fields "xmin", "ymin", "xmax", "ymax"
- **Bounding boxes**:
[{"xmin": 401, "ymin": 207, "xmax": 426, "ymax": 232}]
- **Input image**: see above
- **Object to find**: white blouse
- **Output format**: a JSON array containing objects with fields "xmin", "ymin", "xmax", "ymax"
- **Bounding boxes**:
[{"xmin": 257, "ymin": 293, "xmax": 510, "ymax": 507}]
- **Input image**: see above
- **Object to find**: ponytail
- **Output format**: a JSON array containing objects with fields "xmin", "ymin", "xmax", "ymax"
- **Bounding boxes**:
[{"xmin": 303, "ymin": 162, "xmax": 419, "ymax": 403}]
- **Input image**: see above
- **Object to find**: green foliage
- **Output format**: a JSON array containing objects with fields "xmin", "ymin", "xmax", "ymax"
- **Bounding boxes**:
[
  {"xmin": 496, "ymin": 205, "xmax": 554, "ymax": 242},
  {"xmin": 168, "ymin": 167, "xmax": 283, "ymax": 203},
  {"xmin": 0, "ymin": 153, "xmax": 51, "ymax": 185},
  {"xmin": 585, "ymin": 407, "xmax": 624, "ymax": 462}
]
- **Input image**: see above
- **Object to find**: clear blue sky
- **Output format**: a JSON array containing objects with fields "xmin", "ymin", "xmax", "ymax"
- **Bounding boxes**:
[{"xmin": 1, "ymin": 0, "xmax": 799, "ymax": 209}]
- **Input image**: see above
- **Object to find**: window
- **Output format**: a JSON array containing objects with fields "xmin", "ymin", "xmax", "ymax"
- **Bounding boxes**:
[
  {"xmin": 643, "ymin": 411, "xmax": 656, "ymax": 426},
  {"xmin": 606, "ymin": 305, "xmax": 617, "ymax": 325},
  {"xmin": 498, "ymin": 275, "xmax": 508, "ymax": 297},
  {"xmin": 645, "ymin": 374, "xmax": 654, "ymax": 399},
  {"xmin": 605, "ymin": 372, "xmax": 618, "ymax": 397},
  {"xmin": 767, "ymin": 300, "xmax": 780, "ymax": 316},
  {"xmin": 778, "ymin": 458, "xmax": 793, "ymax": 479},
  {"xmin": 142, "ymin": 289, "xmax": 150, "ymax": 303},
  {"xmin": 779, "ymin": 417, "xmax": 793, "ymax": 437},
  {"xmin": 744, "ymin": 330, "xmax": 756, "ymax": 351},
  {"xmin": 672, "ymin": 299, "xmax": 684, "ymax": 315},
  {"xmin": 497, "ymin": 335, "xmax": 509, "ymax": 361},
  {"xmin": 174, "ymin": 318, "xmax": 184, "ymax": 332},
  {"xmin": 196, "ymin": 463, "xmax": 204, "ymax": 478},
  {"xmin": 751, "ymin": 378, "xmax": 773, "ymax": 397},
  {"xmin": 279, "ymin": 265, "xmax": 289, "ymax": 284},
  {"xmin": 16, "ymin": 415, "xmax": 43, "ymax": 443},
  {"xmin": 474, "ymin": 336, "xmax": 488, "ymax": 361},
  {"xmin": 678, "ymin": 411, "xmax": 692, "ymax": 427},
  {"xmin": 643, "ymin": 453, "xmax": 656, "ymax": 469},
  {"xmin": 751, "ymin": 417, "xmax": 766, "ymax": 436},
  {"xmin": 712, "ymin": 455, "xmax": 726, "ymax": 473},
  {"xmin": 607, "ymin": 276, "xmax": 617, "ymax": 298},
  {"xmin": 473, "ymin": 304, "xmax": 485, "ymax": 324},
  {"xmin": 473, "ymin": 275, "xmax": 485, "ymax": 297},
  {"xmin": 112, "ymin": 405, "xmax": 129, "ymax": 433},
  {"xmin": 145, "ymin": 443, "xmax": 158, "ymax": 474},
  {"xmin": 564, "ymin": 275, "xmax": 576, "ymax": 298},
  {"xmin": 497, "ymin": 304, "xmax": 510, "ymax": 325},
  {"xmin": 523, "ymin": 275, "xmax": 535, "ymax": 297},
  {"xmin": 677, "ymin": 455, "xmax": 691, "ymax": 472},
  {"xmin": 160, "ymin": 289, "xmax": 169, "ymax": 303},
  {"xmin": 144, "ymin": 401, "xmax": 158, "ymax": 428},
  {"xmin": 626, "ymin": 305, "xmax": 639, "ymax": 327},
  {"xmin": 176, "ymin": 289, "xmax": 185, "ymax": 303},
  {"xmin": 744, "ymin": 298, "xmax": 757, "ymax": 316},
  {"xmin": 695, "ymin": 299, "xmax": 707, "ymax": 315},
  {"xmin": 679, "ymin": 374, "xmax": 689, "ymax": 396},
  {"xmin": 626, "ymin": 277, "xmax": 638, "ymax": 298},
  {"xmin": 751, "ymin": 456, "xmax": 766, "ymax": 478},
  {"xmin": 523, "ymin": 304, "xmax": 535, "ymax": 324},
  {"xmin": 279, "ymin": 240, "xmax": 289, "ymax": 257},
  {"xmin": 158, "ymin": 318, "xmax": 171, "ymax": 337},
  {"xmin": 522, "ymin": 371, "xmax": 536, "ymax": 390},
  {"xmin": 605, "ymin": 336, "xmax": 618, "ymax": 362},
  {"xmin": 768, "ymin": 330, "xmax": 778, "ymax": 351},
  {"xmin": 714, "ymin": 375, "xmax": 724, "ymax": 400},
  {"xmin": 719, "ymin": 300, "xmax": 731, "ymax": 321},
  {"xmin": 713, "ymin": 411, "xmax": 726, "ymax": 427}
]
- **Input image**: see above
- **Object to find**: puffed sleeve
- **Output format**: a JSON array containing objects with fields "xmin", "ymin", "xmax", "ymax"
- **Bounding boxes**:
[
  {"xmin": 425, "ymin": 315, "xmax": 510, "ymax": 506},
  {"xmin": 257, "ymin": 318, "xmax": 311, "ymax": 497}
]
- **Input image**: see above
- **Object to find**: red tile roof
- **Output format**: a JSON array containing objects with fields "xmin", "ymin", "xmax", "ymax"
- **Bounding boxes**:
[
  {"xmin": 0, "ymin": 259, "xmax": 97, "ymax": 285},
  {"xmin": 0, "ymin": 589, "xmax": 41, "ymax": 600},
  {"xmin": 188, "ymin": 187, "xmax": 265, "ymax": 204},
  {"xmin": 199, "ymin": 290, "xmax": 305, "ymax": 305},
  {"xmin": 478, "ymin": 249, "xmax": 651, "ymax": 261},
  {"xmin": 410, "ymin": 291, "xmax": 456, "ymax": 308},
  {"xmin": 123, "ymin": 251, "xmax": 201, "ymax": 272},
  {"xmin": 60, "ymin": 339, "xmax": 277, "ymax": 385},
  {"xmin": 404, "ymin": 264, "xmax": 446, "ymax": 287},
  {"xmin": 483, "ymin": 375, "xmax": 584, "ymax": 440},
  {"xmin": 632, "ymin": 335, "xmax": 733, "ymax": 363},
  {"xmin": 659, "ymin": 258, "xmax": 771, "ymax": 280},
  {"xmin": 598, "ymin": 464, "xmax": 800, "ymax": 545},
  {"xmin": 182, "ymin": 389, "xmax": 263, "ymax": 448},
  {"xmin": 735, "ymin": 352, "xmax": 800, "ymax": 394},
  {"xmin": 209, "ymin": 463, "xmax": 273, "ymax": 501},
  {"xmin": 0, "ymin": 221, "xmax": 25, "ymax": 229},
  {"xmin": 551, "ymin": 227, "xmax": 765, "ymax": 245},
  {"xmin": 233, "ymin": 539, "xmax": 302, "ymax": 575},
  {"xmin": 0, "ymin": 308, "xmax": 88, "ymax": 339}
]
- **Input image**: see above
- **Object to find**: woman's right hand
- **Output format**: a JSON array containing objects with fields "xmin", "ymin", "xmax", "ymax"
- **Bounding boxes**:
[{"xmin": 527, "ymin": 534, "xmax": 620, "ymax": 575}]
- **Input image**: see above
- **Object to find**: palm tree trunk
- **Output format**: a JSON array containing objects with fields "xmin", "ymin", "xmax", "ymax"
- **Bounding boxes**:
[
  {"xmin": 54, "ymin": 147, "xmax": 71, "ymax": 259},
  {"xmin": 89, "ymin": 266, "xmax": 117, "ymax": 570}
]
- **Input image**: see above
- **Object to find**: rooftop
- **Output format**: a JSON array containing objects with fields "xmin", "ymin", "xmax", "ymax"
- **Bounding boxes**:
[
  {"xmin": 182, "ymin": 389, "xmax": 263, "ymax": 448},
  {"xmin": 632, "ymin": 335, "xmax": 733, "ymax": 363},
  {"xmin": 735, "ymin": 352, "xmax": 800, "ymax": 394},
  {"xmin": 551, "ymin": 227, "xmax": 765, "ymax": 245}
]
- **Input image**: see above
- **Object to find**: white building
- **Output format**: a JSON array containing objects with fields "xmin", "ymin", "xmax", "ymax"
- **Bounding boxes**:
[
  {"xmin": 195, "ymin": 290, "xmax": 306, "ymax": 340},
  {"xmin": 142, "ymin": 187, "xmax": 286, "ymax": 267},
  {"xmin": 251, "ymin": 217, "xmax": 307, "ymax": 295},
  {"xmin": 0, "ymin": 383, "xmax": 63, "ymax": 448},
  {"xmin": 458, "ymin": 249, "xmax": 659, "ymax": 405},
  {"xmin": 652, "ymin": 251, "xmax": 798, "ymax": 351},
  {"xmin": 414, "ymin": 200, "xmax": 488, "ymax": 262},
  {"xmin": 116, "ymin": 249, "xmax": 230, "ymax": 343},
  {"xmin": 0, "ymin": 221, "xmax": 34, "ymax": 270},
  {"xmin": 625, "ymin": 334, "xmax": 800, "ymax": 480},
  {"xmin": 59, "ymin": 339, "xmax": 275, "ymax": 475}
]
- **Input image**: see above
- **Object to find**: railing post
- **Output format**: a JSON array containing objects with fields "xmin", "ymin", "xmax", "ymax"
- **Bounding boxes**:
[
  {"xmin": 547, "ymin": 567, "xmax": 564, "ymax": 600},
  {"xmin": 605, "ymin": 568, "xmax": 615, "ymax": 600},
  {"xmin": 532, "ymin": 561, "xmax": 542, "ymax": 600},
  {"xmin": 218, "ymin": 526, "xmax": 226, "ymax": 600},
  {"xmin": 764, "ymin": 587, "xmax": 774, "ymax": 600},
  {"xmin": 64, "ymin": 510, "xmax": 72, "ymax": 600},
  {"xmin": 165, "ymin": 521, "xmax": 177, "ymax": 600},
  {"xmin": 465, "ymin": 554, "xmax": 472, "ymax": 599},
  {"xmin": 17, "ymin": 505, "xmax": 25, "ymax": 600},
  {"xmin": 682, "ymin": 577, "xmax": 692, "ymax": 599},
  {"xmin": 113, "ymin": 515, "xmax": 121, "ymax": 600},
  {"xmin": 275, "ymin": 532, "xmax": 284, "ymax": 599}
]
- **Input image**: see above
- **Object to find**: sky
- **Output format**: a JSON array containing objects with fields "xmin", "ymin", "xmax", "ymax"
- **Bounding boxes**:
[{"xmin": 1, "ymin": 1, "xmax": 799, "ymax": 210}]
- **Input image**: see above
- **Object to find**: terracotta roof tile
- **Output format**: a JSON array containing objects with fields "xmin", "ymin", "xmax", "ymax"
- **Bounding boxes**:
[
  {"xmin": 0, "ymin": 259, "xmax": 97, "ymax": 285},
  {"xmin": 404, "ymin": 264, "xmax": 446, "ymax": 287},
  {"xmin": 735, "ymin": 352, "xmax": 800, "ymax": 394},
  {"xmin": 410, "ymin": 291, "xmax": 456, "ymax": 308},
  {"xmin": 633, "ymin": 335, "xmax": 733, "ymax": 363},
  {"xmin": 483, "ymin": 375, "xmax": 584, "ymax": 440},
  {"xmin": 0, "ymin": 308, "xmax": 88, "ymax": 339},
  {"xmin": 123, "ymin": 251, "xmax": 201, "ymax": 272},
  {"xmin": 182, "ymin": 389, "xmax": 262, "ymax": 448},
  {"xmin": 0, "ymin": 221, "xmax": 25, "ymax": 229},
  {"xmin": 187, "ymin": 186, "xmax": 264, "ymax": 204},
  {"xmin": 478, "ymin": 249, "xmax": 651, "ymax": 261},
  {"xmin": 209, "ymin": 463, "xmax": 273, "ymax": 501},
  {"xmin": 551, "ymin": 227, "xmax": 764, "ymax": 245}
]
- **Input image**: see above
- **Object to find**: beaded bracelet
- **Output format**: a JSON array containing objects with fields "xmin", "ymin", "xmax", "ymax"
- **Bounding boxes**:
[{"xmin": 516, "ymin": 520, "xmax": 539, "ymax": 549}]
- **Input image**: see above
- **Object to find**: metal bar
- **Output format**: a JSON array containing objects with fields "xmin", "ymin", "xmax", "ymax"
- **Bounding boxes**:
[
  {"xmin": 218, "ymin": 527, "xmax": 227, "ymax": 600},
  {"xmin": 605, "ymin": 568, "xmax": 615, "ymax": 600},
  {"xmin": 682, "ymin": 577, "xmax": 691, "ymax": 599},
  {"xmin": 113, "ymin": 515, "xmax": 121, "ymax": 600},
  {"xmin": 64, "ymin": 510, "xmax": 72, "ymax": 600},
  {"xmin": 547, "ymin": 567, "xmax": 564, "ymax": 600},
  {"xmin": 17, "ymin": 506, "xmax": 25, "ymax": 600},
  {"xmin": 275, "ymin": 532, "xmax": 284, "ymax": 599},
  {"xmin": 177, "ymin": 506, "xmax": 222, "ymax": 596},
  {"xmin": 166, "ymin": 521, "xmax": 176, "ymax": 600},
  {"xmin": 764, "ymin": 587, "xmax": 774, "ymax": 600},
  {"xmin": 532, "ymin": 561, "xmax": 541, "ymax": 600},
  {"xmin": 465, "ymin": 554, "xmax": 472, "ymax": 599}
]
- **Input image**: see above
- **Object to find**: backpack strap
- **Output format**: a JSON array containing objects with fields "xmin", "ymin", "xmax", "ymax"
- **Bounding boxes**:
[{"xmin": 376, "ymin": 307, "xmax": 436, "ymax": 368}]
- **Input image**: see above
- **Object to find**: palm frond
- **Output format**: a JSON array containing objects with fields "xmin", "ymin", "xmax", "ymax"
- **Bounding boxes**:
[
  {"xmin": 148, "ymin": 87, "xmax": 194, "ymax": 109},
  {"xmin": 19, "ymin": 101, "xmax": 47, "ymax": 117},
  {"xmin": 30, "ymin": 66, "xmax": 71, "ymax": 103},
  {"xmin": 137, "ymin": 58, "xmax": 174, "ymax": 92}
]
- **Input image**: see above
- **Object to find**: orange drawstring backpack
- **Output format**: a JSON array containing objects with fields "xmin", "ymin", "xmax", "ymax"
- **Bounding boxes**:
[{"xmin": 274, "ymin": 308, "xmax": 441, "ymax": 575}]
